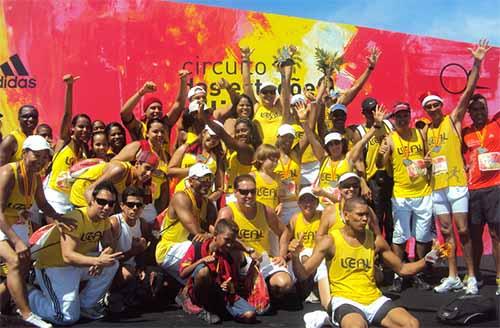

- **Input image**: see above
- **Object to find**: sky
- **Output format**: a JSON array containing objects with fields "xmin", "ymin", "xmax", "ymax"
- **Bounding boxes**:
[{"xmin": 175, "ymin": 0, "xmax": 500, "ymax": 46}]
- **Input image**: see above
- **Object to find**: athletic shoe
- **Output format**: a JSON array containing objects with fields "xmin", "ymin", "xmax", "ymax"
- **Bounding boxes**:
[
  {"xmin": 80, "ymin": 305, "xmax": 106, "ymax": 320},
  {"xmin": 388, "ymin": 276, "xmax": 403, "ymax": 293},
  {"xmin": 434, "ymin": 276, "xmax": 463, "ymax": 293},
  {"xmin": 175, "ymin": 289, "xmax": 202, "ymax": 315},
  {"xmin": 462, "ymin": 274, "xmax": 484, "ymax": 288},
  {"xmin": 19, "ymin": 311, "xmax": 53, "ymax": 328},
  {"xmin": 305, "ymin": 291, "xmax": 320, "ymax": 304},
  {"xmin": 463, "ymin": 276, "xmax": 479, "ymax": 295},
  {"xmin": 197, "ymin": 309, "xmax": 221, "ymax": 324},
  {"xmin": 412, "ymin": 273, "xmax": 432, "ymax": 290}
]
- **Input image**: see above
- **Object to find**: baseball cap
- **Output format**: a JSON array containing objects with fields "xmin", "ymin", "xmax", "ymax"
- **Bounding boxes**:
[
  {"xmin": 277, "ymin": 124, "xmax": 296, "ymax": 137},
  {"xmin": 298, "ymin": 186, "xmax": 318, "ymax": 200},
  {"xmin": 188, "ymin": 163, "xmax": 213, "ymax": 178},
  {"xmin": 362, "ymin": 97, "xmax": 378, "ymax": 112},
  {"xmin": 324, "ymin": 132, "xmax": 343, "ymax": 145},
  {"xmin": 136, "ymin": 150, "xmax": 159, "ymax": 167},
  {"xmin": 338, "ymin": 172, "xmax": 360, "ymax": 185},
  {"xmin": 420, "ymin": 91, "xmax": 443, "ymax": 108},
  {"xmin": 204, "ymin": 120, "xmax": 224, "ymax": 136},
  {"xmin": 291, "ymin": 94, "xmax": 306, "ymax": 106},
  {"xmin": 188, "ymin": 100, "xmax": 210, "ymax": 113},
  {"xmin": 259, "ymin": 82, "xmax": 277, "ymax": 93},
  {"xmin": 187, "ymin": 86, "xmax": 206, "ymax": 100},
  {"xmin": 329, "ymin": 103, "xmax": 347, "ymax": 114},
  {"xmin": 392, "ymin": 102, "xmax": 411, "ymax": 116},
  {"xmin": 22, "ymin": 135, "xmax": 53, "ymax": 154}
]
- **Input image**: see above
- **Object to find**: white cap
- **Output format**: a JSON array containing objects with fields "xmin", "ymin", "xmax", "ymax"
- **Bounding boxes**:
[
  {"xmin": 259, "ymin": 82, "xmax": 277, "ymax": 93},
  {"xmin": 187, "ymin": 86, "xmax": 206, "ymax": 100},
  {"xmin": 291, "ymin": 94, "xmax": 306, "ymax": 106},
  {"xmin": 338, "ymin": 172, "xmax": 360, "ymax": 185},
  {"xmin": 188, "ymin": 163, "xmax": 213, "ymax": 178},
  {"xmin": 329, "ymin": 103, "xmax": 347, "ymax": 114},
  {"xmin": 277, "ymin": 124, "xmax": 296, "ymax": 137},
  {"xmin": 23, "ymin": 135, "xmax": 53, "ymax": 154},
  {"xmin": 188, "ymin": 100, "xmax": 210, "ymax": 113},
  {"xmin": 204, "ymin": 120, "xmax": 224, "ymax": 136},
  {"xmin": 298, "ymin": 186, "xmax": 318, "ymax": 200},
  {"xmin": 421, "ymin": 94, "xmax": 443, "ymax": 107},
  {"xmin": 324, "ymin": 132, "xmax": 343, "ymax": 145}
]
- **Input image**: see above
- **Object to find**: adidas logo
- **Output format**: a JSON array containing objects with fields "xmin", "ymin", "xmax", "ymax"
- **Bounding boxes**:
[{"xmin": 0, "ymin": 54, "xmax": 36, "ymax": 88}]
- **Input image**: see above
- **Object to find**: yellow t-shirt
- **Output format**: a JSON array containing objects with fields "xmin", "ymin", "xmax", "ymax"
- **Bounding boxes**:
[
  {"xmin": 48, "ymin": 143, "xmax": 82, "ymax": 193},
  {"xmin": 175, "ymin": 152, "xmax": 217, "ymax": 192},
  {"xmin": 35, "ymin": 207, "xmax": 111, "ymax": 269},
  {"xmin": 327, "ymin": 203, "xmax": 345, "ymax": 235},
  {"xmin": 9, "ymin": 129, "xmax": 27, "ymax": 163},
  {"xmin": 293, "ymin": 211, "xmax": 321, "ymax": 249},
  {"xmin": 317, "ymin": 157, "xmax": 352, "ymax": 205},
  {"xmin": 4, "ymin": 162, "xmax": 37, "ymax": 226},
  {"xmin": 253, "ymin": 104, "xmax": 282, "ymax": 146},
  {"xmin": 226, "ymin": 151, "xmax": 252, "ymax": 194},
  {"xmin": 329, "ymin": 229, "xmax": 381, "ymax": 305},
  {"xmin": 155, "ymin": 188, "xmax": 208, "ymax": 263},
  {"xmin": 426, "ymin": 115, "xmax": 467, "ymax": 190},
  {"xmin": 274, "ymin": 155, "xmax": 300, "ymax": 202},
  {"xmin": 229, "ymin": 202, "xmax": 270, "ymax": 255},
  {"xmin": 254, "ymin": 171, "xmax": 280, "ymax": 209},
  {"xmin": 292, "ymin": 123, "xmax": 317, "ymax": 165},
  {"xmin": 151, "ymin": 161, "xmax": 169, "ymax": 201},
  {"xmin": 357, "ymin": 123, "xmax": 393, "ymax": 180},
  {"xmin": 390, "ymin": 129, "xmax": 431, "ymax": 198}
]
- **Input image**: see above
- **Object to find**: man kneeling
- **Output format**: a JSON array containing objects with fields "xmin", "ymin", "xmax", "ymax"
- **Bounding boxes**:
[
  {"xmin": 179, "ymin": 219, "xmax": 256, "ymax": 324},
  {"xmin": 29, "ymin": 181, "xmax": 122, "ymax": 325}
]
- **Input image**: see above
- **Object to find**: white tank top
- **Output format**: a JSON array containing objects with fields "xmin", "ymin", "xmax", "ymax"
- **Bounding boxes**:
[{"xmin": 115, "ymin": 213, "xmax": 142, "ymax": 265}]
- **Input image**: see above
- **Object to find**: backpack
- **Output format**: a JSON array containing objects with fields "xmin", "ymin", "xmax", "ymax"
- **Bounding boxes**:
[{"xmin": 436, "ymin": 294, "xmax": 497, "ymax": 325}]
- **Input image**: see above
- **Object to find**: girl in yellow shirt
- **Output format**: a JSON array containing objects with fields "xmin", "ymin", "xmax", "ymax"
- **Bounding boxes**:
[{"xmin": 250, "ymin": 144, "xmax": 281, "ymax": 212}]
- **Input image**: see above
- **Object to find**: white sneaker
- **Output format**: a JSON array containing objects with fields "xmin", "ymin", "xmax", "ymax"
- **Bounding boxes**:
[
  {"xmin": 305, "ymin": 291, "xmax": 320, "ymax": 304},
  {"xmin": 434, "ymin": 276, "xmax": 463, "ymax": 293},
  {"xmin": 464, "ymin": 276, "xmax": 479, "ymax": 295},
  {"xmin": 23, "ymin": 312, "xmax": 53, "ymax": 328}
]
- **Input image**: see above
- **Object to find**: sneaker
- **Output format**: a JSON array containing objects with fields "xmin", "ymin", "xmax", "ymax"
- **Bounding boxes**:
[
  {"xmin": 197, "ymin": 309, "xmax": 221, "ymax": 324},
  {"xmin": 175, "ymin": 289, "xmax": 202, "ymax": 315},
  {"xmin": 80, "ymin": 305, "xmax": 106, "ymax": 320},
  {"xmin": 388, "ymin": 276, "xmax": 403, "ymax": 293},
  {"xmin": 462, "ymin": 274, "xmax": 484, "ymax": 288},
  {"xmin": 305, "ymin": 291, "xmax": 320, "ymax": 304},
  {"xmin": 434, "ymin": 276, "xmax": 463, "ymax": 293},
  {"xmin": 21, "ymin": 312, "xmax": 53, "ymax": 328},
  {"xmin": 464, "ymin": 276, "xmax": 479, "ymax": 295},
  {"xmin": 412, "ymin": 273, "xmax": 432, "ymax": 291}
]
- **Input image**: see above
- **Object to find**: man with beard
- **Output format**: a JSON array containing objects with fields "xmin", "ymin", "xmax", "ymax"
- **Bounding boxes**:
[
  {"xmin": 155, "ymin": 163, "xmax": 217, "ymax": 283},
  {"xmin": 463, "ymin": 94, "xmax": 500, "ymax": 296},
  {"xmin": 28, "ymin": 181, "xmax": 122, "ymax": 325},
  {"xmin": 0, "ymin": 104, "xmax": 39, "ymax": 165},
  {"xmin": 217, "ymin": 174, "xmax": 294, "ymax": 303},
  {"xmin": 377, "ymin": 102, "xmax": 433, "ymax": 293},
  {"xmin": 421, "ymin": 40, "xmax": 490, "ymax": 295}
]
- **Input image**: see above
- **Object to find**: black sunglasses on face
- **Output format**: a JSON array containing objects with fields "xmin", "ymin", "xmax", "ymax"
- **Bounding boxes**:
[
  {"xmin": 237, "ymin": 188, "xmax": 256, "ymax": 196},
  {"xmin": 125, "ymin": 201, "xmax": 143, "ymax": 209},
  {"xmin": 424, "ymin": 102, "xmax": 441, "ymax": 110},
  {"xmin": 339, "ymin": 183, "xmax": 360, "ymax": 190},
  {"xmin": 20, "ymin": 114, "xmax": 38, "ymax": 119},
  {"xmin": 95, "ymin": 198, "xmax": 116, "ymax": 207}
]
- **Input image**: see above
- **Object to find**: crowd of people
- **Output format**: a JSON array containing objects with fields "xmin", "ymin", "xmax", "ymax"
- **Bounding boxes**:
[{"xmin": 0, "ymin": 38, "xmax": 496, "ymax": 328}]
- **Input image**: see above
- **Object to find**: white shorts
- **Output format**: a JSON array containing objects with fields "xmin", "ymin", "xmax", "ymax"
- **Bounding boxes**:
[
  {"xmin": 279, "ymin": 200, "xmax": 299, "ymax": 225},
  {"xmin": 300, "ymin": 248, "xmax": 327, "ymax": 282},
  {"xmin": 301, "ymin": 161, "xmax": 320, "ymax": 187},
  {"xmin": 225, "ymin": 193, "xmax": 236, "ymax": 204},
  {"xmin": 142, "ymin": 203, "xmax": 157, "ymax": 224},
  {"xmin": 432, "ymin": 186, "xmax": 469, "ymax": 216},
  {"xmin": 392, "ymin": 195, "xmax": 434, "ymax": 244},
  {"xmin": 43, "ymin": 186, "xmax": 73, "ymax": 214},
  {"xmin": 0, "ymin": 223, "xmax": 29, "ymax": 244},
  {"xmin": 240, "ymin": 255, "xmax": 296, "ymax": 282},
  {"xmin": 330, "ymin": 295, "xmax": 392, "ymax": 326},
  {"xmin": 159, "ymin": 240, "xmax": 192, "ymax": 284}
]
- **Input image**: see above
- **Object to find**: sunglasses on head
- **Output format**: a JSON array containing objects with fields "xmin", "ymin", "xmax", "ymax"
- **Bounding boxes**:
[
  {"xmin": 424, "ymin": 102, "xmax": 441, "ymax": 110},
  {"xmin": 237, "ymin": 188, "xmax": 256, "ymax": 196},
  {"xmin": 125, "ymin": 201, "xmax": 143, "ymax": 209},
  {"xmin": 339, "ymin": 182, "xmax": 360, "ymax": 189},
  {"xmin": 95, "ymin": 198, "xmax": 116, "ymax": 207}
]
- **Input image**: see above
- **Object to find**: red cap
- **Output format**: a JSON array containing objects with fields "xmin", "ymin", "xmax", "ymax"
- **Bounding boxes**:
[{"xmin": 143, "ymin": 97, "xmax": 163, "ymax": 112}]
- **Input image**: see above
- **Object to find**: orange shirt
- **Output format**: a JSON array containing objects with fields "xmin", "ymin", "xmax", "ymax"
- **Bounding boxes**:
[{"xmin": 463, "ymin": 114, "xmax": 500, "ymax": 190}]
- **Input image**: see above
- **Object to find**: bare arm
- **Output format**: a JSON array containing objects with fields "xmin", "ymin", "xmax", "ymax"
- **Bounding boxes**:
[
  {"xmin": 120, "ymin": 82, "xmax": 156, "ymax": 140},
  {"xmin": 111, "ymin": 141, "xmax": 141, "ymax": 162},
  {"xmin": 0, "ymin": 167, "xmax": 22, "ymax": 244},
  {"xmin": 0, "ymin": 136, "xmax": 17, "ymax": 166},
  {"xmin": 167, "ymin": 144, "xmax": 189, "ymax": 178},
  {"xmin": 213, "ymin": 78, "xmax": 239, "ymax": 121},
  {"xmin": 60, "ymin": 74, "xmax": 80, "ymax": 143},
  {"xmin": 172, "ymin": 192, "xmax": 205, "ymax": 235},
  {"xmin": 303, "ymin": 116, "xmax": 327, "ymax": 162},
  {"xmin": 264, "ymin": 206, "xmax": 287, "ymax": 258},
  {"xmin": 376, "ymin": 136, "xmax": 392, "ymax": 169},
  {"xmin": 289, "ymin": 234, "xmax": 334, "ymax": 281},
  {"xmin": 376, "ymin": 235, "xmax": 426, "ymax": 276},
  {"xmin": 240, "ymin": 47, "xmax": 258, "ymax": 105},
  {"xmin": 164, "ymin": 70, "xmax": 190, "ymax": 127},
  {"xmin": 317, "ymin": 205, "xmax": 336, "ymax": 237},
  {"xmin": 338, "ymin": 47, "xmax": 381, "ymax": 106},
  {"xmin": 84, "ymin": 162, "xmax": 127, "ymax": 203},
  {"xmin": 451, "ymin": 39, "xmax": 490, "ymax": 124},
  {"xmin": 347, "ymin": 104, "xmax": 386, "ymax": 163},
  {"xmin": 279, "ymin": 58, "xmax": 293, "ymax": 124}
]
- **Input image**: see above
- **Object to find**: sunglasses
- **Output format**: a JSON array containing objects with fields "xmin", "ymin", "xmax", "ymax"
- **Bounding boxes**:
[
  {"xmin": 125, "ymin": 201, "xmax": 144, "ymax": 209},
  {"xmin": 237, "ymin": 188, "xmax": 256, "ymax": 196},
  {"xmin": 339, "ymin": 183, "xmax": 360, "ymax": 190},
  {"xmin": 424, "ymin": 102, "xmax": 441, "ymax": 110},
  {"xmin": 20, "ymin": 114, "xmax": 38, "ymax": 119},
  {"xmin": 261, "ymin": 90, "xmax": 276, "ymax": 95},
  {"xmin": 196, "ymin": 176, "xmax": 214, "ymax": 184},
  {"xmin": 95, "ymin": 198, "xmax": 116, "ymax": 207}
]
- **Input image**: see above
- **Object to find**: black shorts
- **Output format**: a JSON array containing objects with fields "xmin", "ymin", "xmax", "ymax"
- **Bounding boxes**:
[{"xmin": 469, "ymin": 185, "xmax": 500, "ymax": 226}]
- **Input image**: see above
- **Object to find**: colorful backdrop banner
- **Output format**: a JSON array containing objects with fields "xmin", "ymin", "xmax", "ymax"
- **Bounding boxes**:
[{"xmin": 0, "ymin": 0, "xmax": 498, "ymax": 136}]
